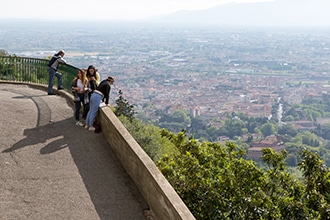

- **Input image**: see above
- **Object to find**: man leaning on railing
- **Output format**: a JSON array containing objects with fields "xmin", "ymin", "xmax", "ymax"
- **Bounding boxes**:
[{"xmin": 47, "ymin": 50, "xmax": 67, "ymax": 95}]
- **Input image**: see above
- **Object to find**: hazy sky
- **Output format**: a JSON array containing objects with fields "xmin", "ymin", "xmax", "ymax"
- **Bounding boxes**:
[{"xmin": 1, "ymin": 0, "xmax": 272, "ymax": 21}]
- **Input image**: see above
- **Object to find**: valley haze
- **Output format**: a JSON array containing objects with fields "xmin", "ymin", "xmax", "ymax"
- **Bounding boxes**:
[
  {"xmin": 0, "ymin": 0, "xmax": 330, "ymax": 27},
  {"xmin": 154, "ymin": 0, "xmax": 330, "ymax": 27}
]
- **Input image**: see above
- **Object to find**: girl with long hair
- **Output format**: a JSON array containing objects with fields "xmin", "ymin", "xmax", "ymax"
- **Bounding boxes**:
[{"xmin": 71, "ymin": 69, "xmax": 90, "ymax": 126}]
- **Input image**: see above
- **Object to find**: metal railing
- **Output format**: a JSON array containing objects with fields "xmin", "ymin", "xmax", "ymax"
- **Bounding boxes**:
[{"xmin": 0, "ymin": 56, "xmax": 79, "ymax": 90}]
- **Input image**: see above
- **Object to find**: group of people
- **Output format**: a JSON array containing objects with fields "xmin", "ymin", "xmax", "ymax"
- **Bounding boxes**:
[
  {"xmin": 71, "ymin": 65, "xmax": 115, "ymax": 131},
  {"xmin": 47, "ymin": 50, "xmax": 115, "ymax": 131}
]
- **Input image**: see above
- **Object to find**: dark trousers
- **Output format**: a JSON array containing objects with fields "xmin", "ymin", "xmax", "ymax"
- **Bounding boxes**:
[
  {"xmin": 48, "ymin": 67, "xmax": 62, "ymax": 93},
  {"xmin": 74, "ymin": 93, "xmax": 89, "ymax": 121}
]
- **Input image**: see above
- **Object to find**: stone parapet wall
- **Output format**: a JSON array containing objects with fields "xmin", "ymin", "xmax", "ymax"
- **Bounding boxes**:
[{"xmin": 97, "ymin": 106, "xmax": 195, "ymax": 220}]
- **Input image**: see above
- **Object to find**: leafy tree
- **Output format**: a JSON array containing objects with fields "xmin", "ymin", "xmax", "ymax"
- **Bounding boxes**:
[
  {"xmin": 260, "ymin": 122, "xmax": 278, "ymax": 137},
  {"xmin": 283, "ymin": 115, "xmax": 295, "ymax": 122},
  {"xmin": 317, "ymin": 123, "xmax": 330, "ymax": 140},
  {"xmin": 286, "ymin": 153, "xmax": 298, "ymax": 166},
  {"xmin": 0, "ymin": 51, "xmax": 15, "ymax": 80},
  {"xmin": 118, "ymin": 116, "xmax": 175, "ymax": 161},
  {"xmin": 156, "ymin": 130, "xmax": 324, "ymax": 219},
  {"xmin": 206, "ymin": 125, "xmax": 220, "ymax": 142},
  {"xmin": 292, "ymin": 131, "xmax": 322, "ymax": 148},
  {"xmin": 188, "ymin": 116, "xmax": 206, "ymax": 135},
  {"xmin": 114, "ymin": 89, "xmax": 136, "ymax": 122},
  {"xmin": 246, "ymin": 118, "xmax": 258, "ymax": 133},
  {"xmin": 118, "ymin": 111, "xmax": 330, "ymax": 219},
  {"xmin": 157, "ymin": 130, "xmax": 269, "ymax": 219},
  {"xmin": 278, "ymin": 123, "xmax": 298, "ymax": 137},
  {"xmin": 158, "ymin": 121, "xmax": 186, "ymax": 133},
  {"xmin": 158, "ymin": 110, "xmax": 191, "ymax": 132},
  {"xmin": 299, "ymin": 150, "xmax": 330, "ymax": 218},
  {"xmin": 171, "ymin": 110, "xmax": 190, "ymax": 124},
  {"xmin": 0, "ymin": 49, "xmax": 8, "ymax": 56},
  {"xmin": 223, "ymin": 117, "xmax": 246, "ymax": 138}
]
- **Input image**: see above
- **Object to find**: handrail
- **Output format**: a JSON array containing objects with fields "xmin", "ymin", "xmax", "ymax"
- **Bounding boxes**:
[{"xmin": 0, "ymin": 56, "xmax": 78, "ymax": 90}]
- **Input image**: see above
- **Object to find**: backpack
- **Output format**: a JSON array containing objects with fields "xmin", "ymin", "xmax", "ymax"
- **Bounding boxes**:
[{"xmin": 47, "ymin": 56, "xmax": 58, "ymax": 67}]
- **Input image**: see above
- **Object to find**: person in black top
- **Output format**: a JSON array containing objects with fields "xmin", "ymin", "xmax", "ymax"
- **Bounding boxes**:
[
  {"xmin": 86, "ymin": 65, "xmax": 100, "ymax": 93},
  {"xmin": 85, "ymin": 76, "xmax": 114, "ymax": 131}
]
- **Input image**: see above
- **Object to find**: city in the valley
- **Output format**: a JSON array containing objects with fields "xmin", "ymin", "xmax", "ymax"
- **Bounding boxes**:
[{"xmin": 1, "ymin": 22, "xmax": 330, "ymax": 146}]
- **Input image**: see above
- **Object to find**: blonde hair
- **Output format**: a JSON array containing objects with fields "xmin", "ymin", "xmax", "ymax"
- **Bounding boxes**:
[{"xmin": 74, "ymin": 69, "xmax": 88, "ymax": 86}]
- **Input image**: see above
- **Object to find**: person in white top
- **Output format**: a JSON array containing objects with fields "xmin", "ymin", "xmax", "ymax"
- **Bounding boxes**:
[{"xmin": 71, "ymin": 69, "xmax": 90, "ymax": 126}]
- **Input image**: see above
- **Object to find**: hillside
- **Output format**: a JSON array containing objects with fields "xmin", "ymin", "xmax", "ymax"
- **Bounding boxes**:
[{"xmin": 148, "ymin": 0, "xmax": 330, "ymax": 27}]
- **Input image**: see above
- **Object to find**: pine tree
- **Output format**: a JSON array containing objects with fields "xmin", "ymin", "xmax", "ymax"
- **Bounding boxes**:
[{"xmin": 114, "ymin": 90, "xmax": 136, "ymax": 122}]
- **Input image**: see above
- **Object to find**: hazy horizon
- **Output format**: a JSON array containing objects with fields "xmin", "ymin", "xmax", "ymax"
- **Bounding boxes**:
[
  {"xmin": 2, "ymin": 0, "xmax": 330, "ymax": 27},
  {"xmin": 0, "ymin": 0, "xmax": 271, "ymax": 21}
]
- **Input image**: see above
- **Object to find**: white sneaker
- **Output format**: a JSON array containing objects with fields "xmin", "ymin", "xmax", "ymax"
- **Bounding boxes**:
[
  {"xmin": 88, "ymin": 126, "xmax": 95, "ymax": 131},
  {"xmin": 76, "ymin": 121, "xmax": 84, "ymax": 127},
  {"xmin": 84, "ymin": 124, "xmax": 89, "ymax": 129}
]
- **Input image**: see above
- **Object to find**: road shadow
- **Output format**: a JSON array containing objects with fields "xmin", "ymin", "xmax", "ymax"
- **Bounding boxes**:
[{"xmin": 2, "ymin": 117, "xmax": 148, "ymax": 219}]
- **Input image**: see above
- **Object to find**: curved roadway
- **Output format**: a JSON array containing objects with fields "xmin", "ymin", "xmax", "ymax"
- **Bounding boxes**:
[{"xmin": 0, "ymin": 83, "xmax": 148, "ymax": 220}]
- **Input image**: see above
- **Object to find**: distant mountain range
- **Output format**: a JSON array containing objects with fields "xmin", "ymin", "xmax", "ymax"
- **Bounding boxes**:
[{"xmin": 146, "ymin": 0, "xmax": 330, "ymax": 27}]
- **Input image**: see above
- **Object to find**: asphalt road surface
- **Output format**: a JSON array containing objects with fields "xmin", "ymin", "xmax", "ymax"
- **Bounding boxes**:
[{"xmin": 0, "ymin": 83, "xmax": 148, "ymax": 220}]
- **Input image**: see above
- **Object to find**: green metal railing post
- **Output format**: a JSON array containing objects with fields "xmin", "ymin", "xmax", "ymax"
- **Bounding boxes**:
[{"xmin": 0, "ymin": 56, "xmax": 79, "ymax": 91}]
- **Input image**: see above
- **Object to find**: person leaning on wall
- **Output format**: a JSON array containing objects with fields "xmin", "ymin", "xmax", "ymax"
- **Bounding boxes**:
[
  {"xmin": 47, "ymin": 50, "xmax": 67, "ymax": 95},
  {"xmin": 85, "ymin": 76, "xmax": 114, "ymax": 131}
]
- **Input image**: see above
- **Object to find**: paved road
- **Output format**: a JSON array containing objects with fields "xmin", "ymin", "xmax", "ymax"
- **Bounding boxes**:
[{"xmin": 0, "ymin": 83, "xmax": 148, "ymax": 220}]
